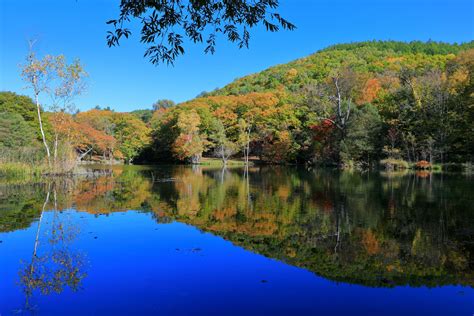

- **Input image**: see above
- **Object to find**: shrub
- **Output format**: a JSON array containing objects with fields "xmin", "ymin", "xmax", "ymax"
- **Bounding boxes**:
[
  {"xmin": 380, "ymin": 159, "xmax": 409, "ymax": 171},
  {"xmin": 415, "ymin": 160, "xmax": 432, "ymax": 169}
]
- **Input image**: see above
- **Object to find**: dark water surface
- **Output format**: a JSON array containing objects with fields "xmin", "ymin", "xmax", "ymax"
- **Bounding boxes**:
[{"xmin": 0, "ymin": 165, "xmax": 473, "ymax": 315}]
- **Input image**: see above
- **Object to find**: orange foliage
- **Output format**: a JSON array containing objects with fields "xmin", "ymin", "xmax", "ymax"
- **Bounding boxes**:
[
  {"xmin": 213, "ymin": 207, "xmax": 238, "ymax": 221},
  {"xmin": 415, "ymin": 160, "xmax": 431, "ymax": 169},
  {"xmin": 75, "ymin": 109, "xmax": 115, "ymax": 132},
  {"xmin": 358, "ymin": 78, "xmax": 381, "ymax": 104},
  {"xmin": 73, "ymin": 177, "xmax": 115, "ymax": 212},
  {"xmin": 362, "ymin": 229, "xmax": 380, "ymax": 255},
  {"xmin": 50, "ymin": 112, "xmax": 115, "ymax": 153},
  {"xmin": 416, "ymin": 171, "xmax": 430, "ymax": 178},
  {"xmin": 277, "ymin": 185, "xmax": 290, "ymax": 200},
  {"xmin": 386, "ymin": 56, "xmax": 405, "ymax": 63},
  {"xmin": 213, "ymin": 106, "xmax": 238, "ymax": 125}
]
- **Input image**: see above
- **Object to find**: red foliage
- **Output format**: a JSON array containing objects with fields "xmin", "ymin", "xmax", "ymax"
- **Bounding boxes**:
[{"xmin": 310, "ymin": 119, "xmax": 334, "ymax": 142}]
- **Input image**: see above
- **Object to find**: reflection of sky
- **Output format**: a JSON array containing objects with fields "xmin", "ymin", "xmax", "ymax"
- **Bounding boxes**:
[{"xmin": 1, "ymin": 210, "xmax": 473, "ymax": 315}]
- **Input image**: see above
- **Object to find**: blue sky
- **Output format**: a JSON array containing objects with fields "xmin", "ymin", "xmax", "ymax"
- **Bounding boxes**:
[{"xmin": 1, "ymin": 0, "xmax": 473, "ymax": 112}]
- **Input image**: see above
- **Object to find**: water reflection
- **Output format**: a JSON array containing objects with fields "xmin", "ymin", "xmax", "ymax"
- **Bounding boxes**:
[
  {"xmin": 13, "ymin": 183, "xmax": 87, "ymax": 313},
  {"xmin": 1, "ymin": 165, "xmax": 473, "ymax": 292}
]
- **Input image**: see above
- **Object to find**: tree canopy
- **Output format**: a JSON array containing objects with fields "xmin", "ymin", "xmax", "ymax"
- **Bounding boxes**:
[
  {"xmin": 142, "ymin": 41, "xmax": 474, "ymax": 166},
  {"xmin": 106, "ymin": 0, "xmax": 295, "ymax": 65}
]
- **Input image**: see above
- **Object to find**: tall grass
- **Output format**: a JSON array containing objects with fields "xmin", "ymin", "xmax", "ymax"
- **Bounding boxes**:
[
  {"xmin": 0, "ymin": 146, "xmax": 46, "ymax": 165},
  {"xmin": 199, "ymin": 157, "xmax": 248, "ymax": 166},
  {"xmin": 0, "ymin": 146, "xmax": 47, "ymax": 181},
  {"xmin": 0, "ymin": 162, "xmax": 44, "ymax": 181},
  {"xmin": 0, "ymin": 143, "xmax": 79, "ymax": 180}
]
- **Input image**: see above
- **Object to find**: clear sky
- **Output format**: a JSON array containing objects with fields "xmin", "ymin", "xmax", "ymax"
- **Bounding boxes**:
[{"xmin": 1, "ymin": 0, "xmax": 473, "ymax": 112}]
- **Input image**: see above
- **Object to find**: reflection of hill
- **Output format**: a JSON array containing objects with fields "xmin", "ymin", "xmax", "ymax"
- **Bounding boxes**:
[
  {"xmin": 151, "ymin": 167, "xmax": 474, "ymax": 288},
  {"xmin": 1, "ymin": 166, "xmax": 473, "ymax": 287}
]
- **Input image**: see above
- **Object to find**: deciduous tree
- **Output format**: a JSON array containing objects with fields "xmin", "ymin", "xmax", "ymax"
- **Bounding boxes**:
[{"xmin": 106, "ymin": 0, "xmax": 295, "ymax": 65}]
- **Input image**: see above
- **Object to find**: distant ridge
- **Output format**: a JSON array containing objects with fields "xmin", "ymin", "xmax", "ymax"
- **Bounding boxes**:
[{"xmin": 202, "ymin": 40, "xmax": 474, "ymax": 97}]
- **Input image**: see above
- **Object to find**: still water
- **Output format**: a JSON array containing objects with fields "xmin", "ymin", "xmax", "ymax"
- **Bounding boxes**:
[{"xmin": 0, "ymin": 165, "xmax": 473, "ymax": 315}]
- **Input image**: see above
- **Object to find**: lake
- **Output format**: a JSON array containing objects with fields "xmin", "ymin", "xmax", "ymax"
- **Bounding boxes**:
[{"xmin": 0, "ymin": 165, "xmax": 473, "ymax": 315}]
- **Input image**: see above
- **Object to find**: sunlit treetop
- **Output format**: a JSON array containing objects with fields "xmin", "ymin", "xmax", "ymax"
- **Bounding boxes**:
[{"xmin": 106, "ymin": 0, "xmax": 295, "ymax": 65}]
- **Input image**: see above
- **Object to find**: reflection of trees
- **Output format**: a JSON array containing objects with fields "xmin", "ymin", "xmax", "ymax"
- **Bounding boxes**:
[
  {"xmin": 150, "ymin": 167, "xmax": 474, "ymax": 287},
  {"xmin": 18, "ymin": 183, "xmax": 86, "ymax": 313},
  {"xmin": 3, "ymin": 166, "xmax": 473, "ymax": 288},
  {"xmin": 0, "ymin": 184, "xmax": 45, "ymax": 232},
  {"xmin": 70, "ymin": 167, "xmax": 153, "ymax": 213}
]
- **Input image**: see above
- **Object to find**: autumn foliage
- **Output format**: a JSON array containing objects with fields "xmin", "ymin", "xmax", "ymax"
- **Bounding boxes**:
[
  {"xmin": 46, "ymin": 109, "xmax": 151, "ymax": 163},
  {"xmin": 5, "ymin": 41, "xmax": 474, "ymax": 167}
]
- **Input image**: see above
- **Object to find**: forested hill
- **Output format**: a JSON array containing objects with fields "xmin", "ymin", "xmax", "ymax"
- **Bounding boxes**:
[
  {"xmin": 2, "ymin": 41, "xmax": 473, "ymax": 168},
  {"xmin": 148, "ymin": 40, "xmax": 473, "ymax": 167},
  {"xmin": 207, "ymin": 40, "xmax": 474, "ymax": 96}
]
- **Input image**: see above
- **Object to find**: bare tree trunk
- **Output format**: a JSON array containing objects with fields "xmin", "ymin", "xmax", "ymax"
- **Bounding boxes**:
[
  {"xmin": 243, "ymin": 127, "xmax": 251, "ymax": 165},
  {"xmin": 245, "ymin": 141, "xmax": 250, "ymax": 165},
  {"xmin": 24, "ymin": 182, "xmax": 51, "ymax": 311},
  {"xmin": 54, "ymin": 132, "xmax": 59, "ymax": 169},
  {"xmin": 334, "ymin": 208, "xmax": 341, "ymax": 254},
  {"xmin": 407, "ymin": 79, "xmax": 422, "ymax": 108},
  {"xmin": 333, "ymin": 77, "xmax": 351, "ymax": 132},
  {"xmin": 77, "ymin": 147, "xmax": 93, "ymax": 161},
  {"xmin": 221, "ymin": 146, "xmax": 227, "ymax": 165},
  {"xmin": 220, "ymin": 165, "xmax": 226, "ymax": 183},
  {"xmin": 191, "ymin": 153, "xmax": 201, "ymax": 164},
  {"xmin": 244, "ymin": 165, "xmax": 251, "ymax": 207},
  {"xmin": 33, "ymin": 185, "xmax": 50, "ymax": 258},
  {"xmin": 35, "ymin": 92, "xmax": 51, "ymax": 167},
  {"xmin": 243, "ymin": 144, "xmax": 248, "ymax": 165}
]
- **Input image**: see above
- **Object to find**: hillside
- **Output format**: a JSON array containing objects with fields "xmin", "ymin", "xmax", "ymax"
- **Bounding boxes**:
[
  {"xmin": 209, "ymin": 40, "xmax": 474, "ymax": 96},
  {"xmin": 2, "ymin": 41, "xmax": 473, "ymax": 168},
  {"xmin": 147, "ymin": 40, "xmax": 473, "ymax": 167}
]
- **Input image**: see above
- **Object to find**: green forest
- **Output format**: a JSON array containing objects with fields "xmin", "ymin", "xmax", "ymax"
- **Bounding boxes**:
[{"xmin": 1, "ymin": 40, "xmax": 473, "ymax": 175}]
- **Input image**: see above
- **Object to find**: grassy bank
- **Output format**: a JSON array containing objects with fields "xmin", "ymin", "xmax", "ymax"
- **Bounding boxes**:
[
  {"xmin": 1, "ymin": 159, "xmax": 472, "ymax": 183},
  {"xmin": 199, "ymin": 157, "xmax": 250, "ymax": 166},
  {"xmin": 0, "ymin": 162, "xmax": 45, "ymax": 181}
]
